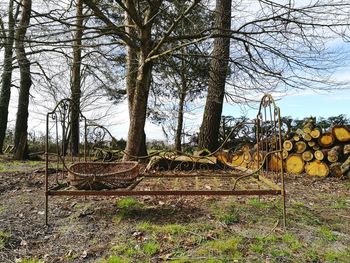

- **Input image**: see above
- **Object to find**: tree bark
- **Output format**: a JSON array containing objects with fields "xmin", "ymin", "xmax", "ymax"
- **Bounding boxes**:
[
  {"xmin": 198, "ymin": 0, "xmax": 231, "ymax": 152},
  {"xmin": 124, "ymin": 57, "xmax": 153, "ymax": 160},
  {"xmin": 71, "ymin": 0, "xmax": 83, "ymax": 156},
  {"xmin": 13, "ymin": 0, "xmax": 32, "ymax": 160},
  {"xmin": 175, "ymin": 85, "xmax": 186, "ymax": 152},
  {"xmin": 124, "ymin": 3, "xmax": 148, "ymax": 158},
  {"xmin": 0, "ymin": 0, "xmax": 16, "ymax": 154}
]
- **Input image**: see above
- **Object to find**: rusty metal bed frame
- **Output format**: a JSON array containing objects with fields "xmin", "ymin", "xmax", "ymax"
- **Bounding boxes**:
[{"xmin": 44, "ymin": 94, "xmax": 286, "ymax": 226}]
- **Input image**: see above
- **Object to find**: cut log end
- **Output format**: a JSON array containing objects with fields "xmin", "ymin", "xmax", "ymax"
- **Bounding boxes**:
[
  {"xmin": 294, "ymin": 141, "xmax": 307, "ymax": 154},
  {"xmin": 283, "ymin": 140, "xmax": 293, "ymax": 151},
  {"xmin": 310, "ymin": 128, "xmax": 321, "ymax": 139},
  {"xmin": 332, "ymin": 125, "xmax": 350, "ymax": 142},
  {"xmin": 305, "ymin": 160, "xmax": 330, "ymax": 177},
  {"xmin": 303, "ymin": 133, "xmax": 312, "ymax": 142},
  {"xmin": 318, "ymin": 132, "xmax": 335, "ymax": 148},
  {"xmin": 314, "ymin": 150, "xmax": 324, "ymax": 161},
  {"xmin": 285, "ymin": 153, "xmax": 305, "ymax": 175},
  {"xmin": 302, "ymin": 151, "xmax": 314, "ymax": 162},
  {"xmin": 282, "ymin": 149, "xmax": 289, "ymax": 159}
]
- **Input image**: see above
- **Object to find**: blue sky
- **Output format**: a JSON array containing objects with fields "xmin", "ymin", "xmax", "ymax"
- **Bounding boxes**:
[{"xmin": 223, "ymin": 89, "xmax": 350, "ymax": 121}]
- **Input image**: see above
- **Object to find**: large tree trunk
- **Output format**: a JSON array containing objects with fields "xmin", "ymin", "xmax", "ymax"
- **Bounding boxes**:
[
  {"xmin": 124, "ymin": 21, "xmax": 153, "ymax": 160},
  {"xmin": 124, "ymin": 4, "xmax": 148, "ymax": 158},
  {"xmin": 71, "ymin": 0, "xmax": 83, "ymax": 156},
  {"xmin": 124, "ymin": 57, "xmax": 153, "ymax": 160},
  {"xmin": 198, "ymin": 0, "xmax": 232, "ymax": 152},
  {"xmin": 0, "ymin": 0, "xmax": 16, "ymax": 154},
  {"xmin": 13, "ymin": 0, "xmax": 32, "ymax": 160}
]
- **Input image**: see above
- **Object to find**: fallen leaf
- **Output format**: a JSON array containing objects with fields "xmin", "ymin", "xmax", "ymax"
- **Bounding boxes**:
[
  {"xmin": 80, "ymin": 250, "xmax": 88, "ymax": 259},
  {"xmin": 20, "ymin": 240, "xmax": 28, "ymax": 246}
]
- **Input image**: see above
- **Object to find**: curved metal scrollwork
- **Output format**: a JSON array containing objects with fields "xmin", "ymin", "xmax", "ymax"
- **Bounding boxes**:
[{"xmin": 46, "ymin": 99, "xmax": 87, "ymax": 183}]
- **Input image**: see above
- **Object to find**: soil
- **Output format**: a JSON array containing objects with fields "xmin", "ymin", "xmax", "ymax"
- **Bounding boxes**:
[{"xmin": 0, "ymin": 160, "xmax": 349, "ymax": 262}]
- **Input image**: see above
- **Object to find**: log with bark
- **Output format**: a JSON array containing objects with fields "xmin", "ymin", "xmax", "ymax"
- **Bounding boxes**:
[
  {"xmin": 307, "ymin": 141, "xmax": 316, "ymax": 147},
  {"xmin": 314, "ymin": 150, "xmax": 325, "ymax": 161},
  {"xmin": 294, "ymin": 141, "xmax": 307, "ymax": 154},
  {"xmin": 268, "ymin": 153, "xmax": 283, "ymax": 172},
  {"xmin": 302, "ymin": 133, "xmax": 312, "ymax": 142},
  {"xmin": 310, "ymin": 127, "xmax": 322, "ymax": 139},
  {"xmin": 327, "ymin": 145, "xmax": 342, "ymax": 163},
  {"xmin": 231, "ymin": 152, "xmax": 244, "ymax": 167},
  {"xmin": 318, "ymin": 132, "xmax": 335, "ymax": 148},
  {"xmin": 329, "ymin": 162, "xmax": 343, "ymax": 177},
  {"xmin": 344, "ymin": 144, "xmax": 350, "ymax": 155},
  {"xmin": 302, "ymin": 150, "xmax": 313, "ymax": 162},
  {"xmin": 340, "ymin": 156, "xmax": 350, "ymax": 177},
  {"xmin": 283, "ymin": 139, "xmax": 294, "ymax": 152}
]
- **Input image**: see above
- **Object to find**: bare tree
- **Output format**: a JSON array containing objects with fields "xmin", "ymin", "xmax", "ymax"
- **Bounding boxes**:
[
  {"xmin": 198, "ymin": 0, "xmax": 350, "ymax": 151},
  {"xmin": 82, "ymin": 0, "xmax": 204, "ymax": 159},
  {"xmin": 0, "ymin": 0, "xmax": 19, "ymax": 153},
  {"xmin": 13, "ymin": 0, "xmax": 32, "ymax": 160}
]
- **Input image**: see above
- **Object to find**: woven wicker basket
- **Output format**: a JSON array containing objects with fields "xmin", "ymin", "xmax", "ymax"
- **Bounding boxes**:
[{"xmin": 68, "ymin": 161, "xmax": 139, "ymax": 190}]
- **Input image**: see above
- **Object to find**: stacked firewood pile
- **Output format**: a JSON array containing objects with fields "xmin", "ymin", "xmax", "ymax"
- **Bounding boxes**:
[
  {"xmin": 216, "ymin": 118, "xmax": 350, "ymax": 177},
  {"xmin": 283, "ymin": 119, "xmax": 350, "ymax": 177}
]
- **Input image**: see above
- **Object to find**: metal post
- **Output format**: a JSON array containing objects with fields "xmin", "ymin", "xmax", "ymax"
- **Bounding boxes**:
[{"xmin": 45, "ymin": 114, "xmax": 49, "ymax": 225}]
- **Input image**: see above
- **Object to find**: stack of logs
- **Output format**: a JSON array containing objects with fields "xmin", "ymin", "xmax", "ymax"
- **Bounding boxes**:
[
  {"xmin": 283, "ymin": 120, "xmax": 350, "ymax": 177},
  {"xmin": 217, "ymin": 120, "xmax": 350, "ymax": 177}
]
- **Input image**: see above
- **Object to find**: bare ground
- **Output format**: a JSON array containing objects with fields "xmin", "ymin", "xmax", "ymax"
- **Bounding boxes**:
[{"xmin": 0, "ymin": 159, "xmax": 349, "ymax": 263}]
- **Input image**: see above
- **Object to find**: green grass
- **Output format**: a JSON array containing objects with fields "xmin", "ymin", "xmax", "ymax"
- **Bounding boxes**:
[
  {"xmin": 100, "ymin": 255, "xmax": 131, "ymax": 263},
  {"xmin": 137, "ymin": 221, "xmax": 152, "ymax": 232},
  {"xmin": 17, "ymin": 259, "xmax": 44, "ymax": 263},
  {"xmin": 0, "ymin": 205, "xmax": 6, "ymax": 214},
  {"xmin": 324, "ymin": 250, "xmax": 350, "ymax": 262},
  {"xmin": 143, "ymin": 241, "xmax": 160, "ymax": 256},
  {"xmin": 196, "ymin": 237, "xmax": 243, "ymax": 258},
  {"xmin": 0, "ymin": 160, "xmax": 45, "ymax": 172},
  {"xmin": 344, "ymin": 181, "xmax": 350, "ymax": 190},
  {"xmin": 137, "ymin": 221, "xmax": 187, "ymax": 235},
  {"xmin": 113, "ymin": 198, "xmax": 143, "ymax": 223},
  {"xmin": 247, "ymin": 198, "xmax": 270, "ymax": 209},
  {"xmin": 282, "ymin": 233, "xmax": 303, "ymax": 251},
  {"xmin": 0, "ymin": 231, "xmax": 10, "ymax": 249},
  {"xmin": 289, "ymin": 206, "xmax": 322, "ymax": 226},
  {"xmin": 318, "ymin": 226, "xmax": 337, "ymax": 241},
  {"xmin": 331, "ymin": 198, "xmax": 348, "ymax": 209},
  {"xmin": 116, "ymin": 198, "xmax": 141, "ymax": 209}
]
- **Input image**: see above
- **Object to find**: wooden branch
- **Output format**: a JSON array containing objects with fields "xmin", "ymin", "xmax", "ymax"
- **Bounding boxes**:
[
  {"xmin": 82, "ymin": 0, "xmax": 136, "ymax": 48},
  {"xmin": 147, "ymin": 0, "xmax": 201, "ymax": 58},
  {"xmin": 115, "ymin": 0, "xmax": 143, "ymax": 27},
  {"xmin": 145, "ymin": 35, "xmax": 210, "ymax": 63}
]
